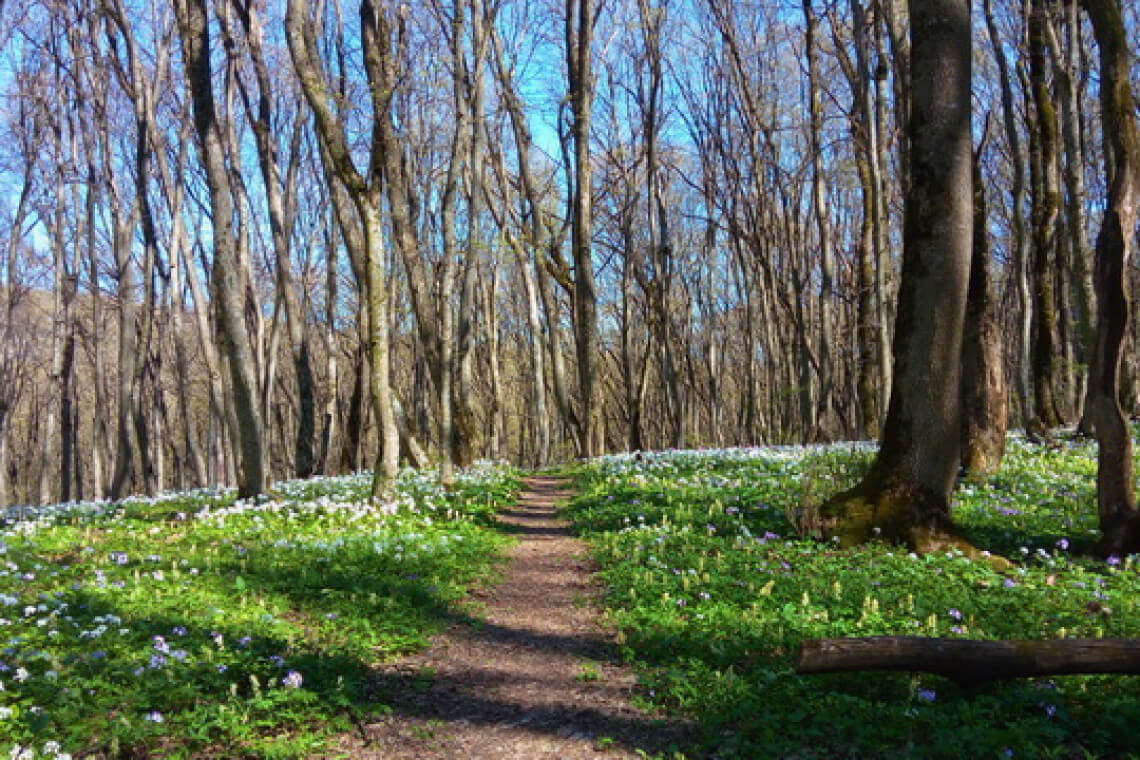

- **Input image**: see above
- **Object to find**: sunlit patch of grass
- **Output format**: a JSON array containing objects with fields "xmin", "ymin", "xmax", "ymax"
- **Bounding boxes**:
[
  {"xmin": 567, "ymin": 436, "xmax": 1140, "ymax": 759},
  {"xmin": 0, "ymin": 463, "xmax": 518, "ymax": 759}
]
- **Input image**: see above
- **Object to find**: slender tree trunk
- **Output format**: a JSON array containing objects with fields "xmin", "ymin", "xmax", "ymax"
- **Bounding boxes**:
[
  {"xmin": 537, "ymin": 253, "xmax": 581, "ymax": 455},
  {"xmin": 319, "ymin": 218, "xmax": 339, "ymax": 475},
  {"xmin": 521, "ymin": 248, "xmax": 551, "ymax": 465},
  {"xmin": 961, "ymin": 126, "xmax": 1008, "ymax": 475},
  {"xmin": 567, "ymin": 0, "xmax": 600, "ymax": 458},
  {"xmin": 860, "ymin": 0, "xmax": 892, "ymax": 420},
  {"xmin": 804, "ymin": 0, "xmax": 837, "ymax": 437},
  {"xmin": 175, "ymin": 0, "xmax": 265, "ymax": 499},
  {"xmin": 983, "ymin": 0, "xmax": 1034, "ymax": 432},
  {"xmin": 229, "ymin": 0, "xmax": 315, "ymax": 478},
  {"xmin": 1046, "ymin": 3, "xmax": 1096, "ymax": 430},
  {"xmin": 1027, "ymin": 0, "xmax": 1064, "ymax": 433},
  {"xmin": 285, "ymin": 0, "xmax": 398, "ymax": 489},
  {"xmin": 108, "ymin": 206, "xmax": 139, "ymax": 500}
]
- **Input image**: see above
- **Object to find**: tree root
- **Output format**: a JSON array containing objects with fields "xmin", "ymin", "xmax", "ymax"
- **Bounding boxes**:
[{"xmin": 820, "ymin": 475, "xmax": 1012, "ymax": 572}]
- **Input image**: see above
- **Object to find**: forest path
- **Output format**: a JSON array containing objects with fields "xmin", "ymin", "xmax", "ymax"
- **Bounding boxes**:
[{"xmin": 338, "ymin": 475, "xmax": 689, "ymax": 759}]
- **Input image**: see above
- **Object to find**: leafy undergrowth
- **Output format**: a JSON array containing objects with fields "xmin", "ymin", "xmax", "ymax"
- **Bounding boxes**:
[
  {"xmin": 567, "ymin": 436, "xmax": 1140, "ymax": 759},
  {"xmin": 0, "ymin": 462, "xmax": 517, "ymax": 759}
]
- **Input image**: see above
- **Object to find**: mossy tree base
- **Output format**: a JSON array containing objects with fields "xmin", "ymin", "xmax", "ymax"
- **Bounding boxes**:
[{"xmin": 820, "ymin": 469, "xmax": 1012, "ymax": 571}]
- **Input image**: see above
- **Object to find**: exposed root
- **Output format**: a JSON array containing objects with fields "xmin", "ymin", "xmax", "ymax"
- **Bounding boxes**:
[{"xmin": 820, "ymin": 473, "xmax": 1012, "ymax": 572}]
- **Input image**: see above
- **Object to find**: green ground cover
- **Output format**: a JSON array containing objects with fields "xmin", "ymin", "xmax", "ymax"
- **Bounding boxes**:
[
  {"xmin": 0, "ymin": 462, "xmax": 517, "ymax": 759},
  {"xmin": 567, "ymin": 436, "xmax": 1140, "ymax": 759}
]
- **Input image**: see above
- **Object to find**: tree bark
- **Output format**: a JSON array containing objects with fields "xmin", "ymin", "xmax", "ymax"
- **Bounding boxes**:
[
  {"xmin": 983, "ymin": 0, "xmax": 1034, "ymax": 432},
  {"xmin": 567, "ymin": 0, "xmax": 600, "ymax": 458},
  {"xmin": 1082, "ymin": 0, "xmax": 1140, "ymax": 556},
  {"xmin": 821, "ymin": 0, "xmax": 973, "ymax": 552},
  {"xmin": 285, "ymin": 0, "xmax": 399, "ymax": 487},
  {"xmin": 175, "ymin": 0, "xmax": 266, "ymax": 499},
  {"xmin": 803, "ymin": 0, "xmax": 837, "ymax": 439},
  {"xmin": 1027, "ymin": 0, "xmax": 1064, "ymax": 433},
  {"xmin": 1046, "ymin": 2, "xmax": 1095, "ymax": 429},
  {"xmin": 961, "ymin": 123, "xmax": 1007, "ymax": 476},
  {"xmin": 228, "ymin": 0, "xmax": 315, "ymax": 479}
]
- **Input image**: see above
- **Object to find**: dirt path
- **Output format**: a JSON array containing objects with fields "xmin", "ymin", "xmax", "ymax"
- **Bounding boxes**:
[{"xmin": 342, "ymin": 476, "xmax": 688, "ymax": 759}]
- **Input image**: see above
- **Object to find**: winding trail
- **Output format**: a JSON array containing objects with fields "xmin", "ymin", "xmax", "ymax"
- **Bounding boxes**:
[{"xmin": 339, "ymin": 476, "xmax": 688, "ymax": 759}]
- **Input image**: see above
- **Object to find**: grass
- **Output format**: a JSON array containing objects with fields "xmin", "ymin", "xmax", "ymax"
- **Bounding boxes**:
[
  {"xmin": 566, "ymin": 434, "xmax": 1140, "ymax": 759},
  {"xmin": 0, "ymin": 462, "xmax": 518, "ymax": 759}
]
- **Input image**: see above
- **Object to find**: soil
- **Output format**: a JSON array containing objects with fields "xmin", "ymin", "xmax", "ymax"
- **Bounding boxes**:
[{"xmin": 335, "ymin": 476, "xmax": 691, "ymax": 759}]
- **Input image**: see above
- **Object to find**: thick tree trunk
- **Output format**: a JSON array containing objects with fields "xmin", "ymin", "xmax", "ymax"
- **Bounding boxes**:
[
  {"xmin": 822, "ymin": 0, "xmax": 972, "ymax": 552},
  {"xmin": 798, "ymin": 636, "xmax": 1140, "ymax": 684},
  {"xmin": 1082, "ymin": 0, "xmax": 1140, "ymax": 556}
]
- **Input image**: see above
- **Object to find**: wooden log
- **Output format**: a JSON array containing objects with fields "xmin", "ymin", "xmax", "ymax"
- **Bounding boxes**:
[{"xmin": 796, "ymin": 636, "xmax": 1140, "ymax": 684}]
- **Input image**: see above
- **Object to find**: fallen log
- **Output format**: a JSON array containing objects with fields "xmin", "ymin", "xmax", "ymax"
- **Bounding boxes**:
[{"xmin": 796, "ymin": 636, "xmax": 1140, "ymax": 685}]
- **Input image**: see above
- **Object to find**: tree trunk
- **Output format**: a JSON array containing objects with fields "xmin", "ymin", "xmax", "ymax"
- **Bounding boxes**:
[
  {"xmin": 1027, "ymin": 0, "xmax": 1064, "ymax": 433},
  {"xmin": 285, "ymin": 0, "xmax": 399, "ymax": 489},
  {"xmin": 983, "ymin": 0, "xmax": 1034, "ymax": 433},
  {"xmin": 567, "ymin": 0, "xmax": 600, "ymax": 459},
  {"xmin": 803, "ymin": 0, "xmax": 837, "ymax": 438},
  {"xmin": 961, "ymin": 128, "xmax": 1007, "ymax": 476},
  {"xmin": 108, "ymin": 201, "xmax": 139, "ymax": 501},
  {"xmin": 229, "ymin": 0, "xmax": 314, "ymax": 479},
  {"xmin": 1046, "ymin": 2, "xmax": 1095, "ymax": 429},
  {"xmin": 1082, "ymin": 0, "xmax": 1140, "ymax": 556},
  {"xmin": 822, "ymin": 0, "xmax": 973, "ymax": 552},
  {"xmin": 175, "ymin": 0, "xmax": 266, "ymax": 499}
]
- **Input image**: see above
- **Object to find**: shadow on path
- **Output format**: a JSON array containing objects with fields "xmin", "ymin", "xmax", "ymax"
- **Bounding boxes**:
[{"xmin": 346, "ymin": 475, "xmax": 693, "ymax": 759}]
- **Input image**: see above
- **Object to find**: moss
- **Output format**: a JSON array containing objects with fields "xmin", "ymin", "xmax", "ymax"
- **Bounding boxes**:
[{"xmin": 821, "ymin": 471, "xmax": 1012, "ymax": 572}]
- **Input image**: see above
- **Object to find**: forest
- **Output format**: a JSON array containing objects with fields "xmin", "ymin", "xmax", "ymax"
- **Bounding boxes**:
[
  {"xmin": 0, "ymin": 0, "xmax": 1137, "ymax": 510},
  {"xmin": 2, "ymin": 0, "xmax": 1140, "ymax": 756}
]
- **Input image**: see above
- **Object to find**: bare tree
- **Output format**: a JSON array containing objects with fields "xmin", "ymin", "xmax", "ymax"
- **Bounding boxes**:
[
  {"xmin": 983, "ymin": 0, "xmax": 1034, "ymax": 432},
  {"xmin": 961, "ymin": 119, "xmax": 1007, "ymax": 475},
  {"xmin": 822, "ymin": 0, "xmax": 975, "ymax": 553},
  {"xmin": 1026, "ymin": 0, "xmax": 1064, "ymax": 432},
  {"xmin": 225, "ymin": 0, "xmax": 316, "ymax": 479},
  {"xmin": 285, "ymin": 0, "xmax": 400, "ymax": 488},
  {"xmin": 1082, "ymin": 0, "xmax": 1140, "ymax": 556},
  {"xmin": 566, "ymin": 0, "xmax": 601, "ymax": 458},
  {"xmin": 174, "ymin": 0, "xmax": 266, "ymax": 499}
]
